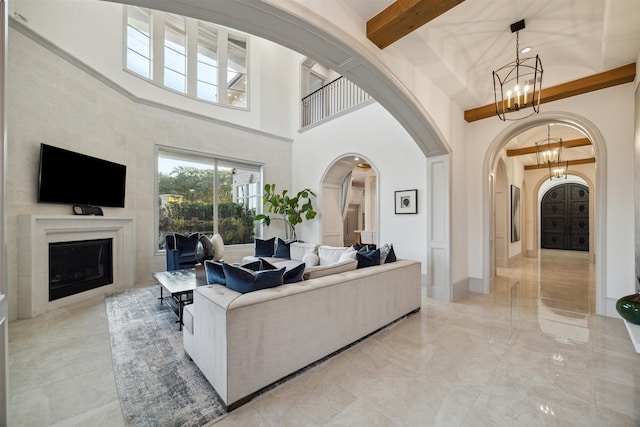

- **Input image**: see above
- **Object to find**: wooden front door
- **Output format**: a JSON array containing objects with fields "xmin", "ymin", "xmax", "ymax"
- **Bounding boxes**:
[{"xmin": 541, "ymin": 183, "xmax": 589, "ymax": 251}]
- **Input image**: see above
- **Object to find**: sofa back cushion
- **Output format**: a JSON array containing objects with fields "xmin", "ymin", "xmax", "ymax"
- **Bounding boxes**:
[
  {"xmin": 317, "ymin": 245, "xmax": 349, "ymax": 265},
  {"xmin": 290, "ymin": 242, "xmax": 319, "ymax": 261},
  {"xmin": 223, "ymin": 263, "xmax": 285, "ymax": 293}
]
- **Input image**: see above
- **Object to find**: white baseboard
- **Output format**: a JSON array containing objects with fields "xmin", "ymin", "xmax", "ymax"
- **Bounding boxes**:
[
  {"xmin": 469, "ymin": 277, "xmax": 483, "ymax": 293},
  {"xmin": 452, "ymin": 278, "xmax": 469, "ymax": 301}
]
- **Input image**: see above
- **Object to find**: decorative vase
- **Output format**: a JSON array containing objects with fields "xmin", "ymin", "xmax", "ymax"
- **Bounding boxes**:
[
  {"xmin": 195, "ymin": 235, "xmax": 215, "ymax": 265},
  {"xmin": 615, "ymin": 293, "xmax": 640, "ymax": 325}
]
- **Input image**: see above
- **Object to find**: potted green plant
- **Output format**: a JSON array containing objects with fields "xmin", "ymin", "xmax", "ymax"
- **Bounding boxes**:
[{"xmin": 256, "ymin": 184, "xmax": 317, "ymax": 240}]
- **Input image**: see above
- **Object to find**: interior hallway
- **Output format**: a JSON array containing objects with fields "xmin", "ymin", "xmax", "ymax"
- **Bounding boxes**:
[{"xmin": 9, "ymin": 249, "xmax": 639, "ymax": 426}]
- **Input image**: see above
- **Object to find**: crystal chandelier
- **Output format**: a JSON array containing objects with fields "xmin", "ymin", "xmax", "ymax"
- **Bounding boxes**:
[
  {"xmin": 493, "ymin": 19, "xmax": 543, "ymax": 121},
  {"xmin": 535, "ymin": 125, "xmax": 567, "ymax": 180}
]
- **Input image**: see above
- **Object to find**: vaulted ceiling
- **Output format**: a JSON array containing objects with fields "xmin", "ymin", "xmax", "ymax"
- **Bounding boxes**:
[
  {"xmin": 344, "ymin": 0, "xmax": 639, "ymax": 165},
  {"xmin": 348, "ymin": 0, "xmax": 640, "ymax": 112}
]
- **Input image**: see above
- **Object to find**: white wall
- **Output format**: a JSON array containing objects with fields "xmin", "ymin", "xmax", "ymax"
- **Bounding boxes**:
[
  {"xmin": 6, "ymin": 27, "xmax": 293, "ymax": 320},
  {"xmin": 9, "ymin": 0, "xmax": 296, "ymax": 138},
  {"xmin": 292, "ymin": 102, "xmax": 428, "ymax": 277}
]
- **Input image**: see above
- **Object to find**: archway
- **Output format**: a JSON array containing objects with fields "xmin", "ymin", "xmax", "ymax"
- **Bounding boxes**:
[
  {"xmin": 114, "ymin": 0, "xmax": 450, "ymax": 157},
  {"xmin": 483, "ymin": 112, "xmax": 606, "ymax": 314},
  {"xmin": 320, "ymin": 154, "xmax": 379, "ymax": 247}
]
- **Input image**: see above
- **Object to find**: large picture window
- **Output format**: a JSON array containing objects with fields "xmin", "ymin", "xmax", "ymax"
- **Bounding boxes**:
[
  {"xmin": 157, "ymin": 148, "xmax": 261, "ymax": 250},
  {"xmin": 125, "ymin": 6, "xmax": 249, "ymax": 109}
]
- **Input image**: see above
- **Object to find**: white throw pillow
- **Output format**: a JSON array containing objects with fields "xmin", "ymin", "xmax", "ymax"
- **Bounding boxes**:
[
  {"xmin": 317, "ymin": 245, "xmax": 349, "ymax": 265},
  {"xmin": 339, "ymin": 248, "xmax": 357, "ymax": 262},
  {"xmin": 379, "ymin": 243, "xmax": 390, "ymax": 264},
  {"xmin": 290, "ymin": 242, "xmax": 319, "ymax": 261},
  {"xmin": 211, "ymin": 234, "xmax": 224, "ymax": 261},
  {"xmin": 302, "ymin": 253, "xmax": 320, "ymax": 267}
]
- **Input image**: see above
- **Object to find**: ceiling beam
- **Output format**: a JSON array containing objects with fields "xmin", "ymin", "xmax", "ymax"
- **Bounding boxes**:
[
  {"xmin": 506, "ymin": 138, "xmax": 591, "ymax": 157},
  {"xmin": 524, "ymin": 157, "xmax": 596, "ymax": 170},
  {"xmin": 367, "ymin": 0, "xmax": 465, "ymax": 50},
  {"xmin": 464, "ymin": 63, "xmax": 636, "ymax": 122}
]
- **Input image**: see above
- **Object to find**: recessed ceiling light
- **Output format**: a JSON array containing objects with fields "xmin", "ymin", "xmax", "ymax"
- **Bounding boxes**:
[{"xmin": 521, "ymin": 47, "xmax": 532, "ymax": 54}]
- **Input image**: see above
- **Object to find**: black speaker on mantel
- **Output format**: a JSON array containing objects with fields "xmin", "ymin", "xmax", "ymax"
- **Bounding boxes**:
[{"xmin": 72, "ymin": 205, "xmax": 104, "ymax": 216}]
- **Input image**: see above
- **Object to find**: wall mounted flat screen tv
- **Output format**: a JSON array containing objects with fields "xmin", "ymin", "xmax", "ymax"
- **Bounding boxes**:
[{"xmin": 38, "ymin": 143, "xmax": 127, "ymax": 208}]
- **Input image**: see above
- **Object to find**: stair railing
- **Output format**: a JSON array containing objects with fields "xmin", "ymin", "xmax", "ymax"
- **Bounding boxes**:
[{"xmin": 301, "ymin": 76, "xmax": 372, "ymax": 128}]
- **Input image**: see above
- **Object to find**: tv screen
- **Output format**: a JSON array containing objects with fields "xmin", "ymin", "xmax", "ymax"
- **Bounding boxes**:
[{"xmin": 38, "ymin": 143, "xmax": 127, "ymax": 208}]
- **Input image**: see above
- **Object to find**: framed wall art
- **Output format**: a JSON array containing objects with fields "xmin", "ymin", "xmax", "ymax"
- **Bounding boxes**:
[
  {"xmin": 395, "ymin": 189, "xmax": 417, "ymax": 214},
  {"xmin": 511, "ymin": 185, "xmax": 521, "ymax": 242}
]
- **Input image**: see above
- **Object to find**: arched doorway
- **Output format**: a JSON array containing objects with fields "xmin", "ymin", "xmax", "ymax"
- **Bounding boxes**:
[
  {"xmin": 540, "ymin": 183, "xmax": 589, "ymax": 251},
  {"xmin": 482, "ymin": 112, "xmax": 606, "ymax": 314},
  {"xmin": 320, "ymin": 154, "xmax": 378, "ymax": 247}
]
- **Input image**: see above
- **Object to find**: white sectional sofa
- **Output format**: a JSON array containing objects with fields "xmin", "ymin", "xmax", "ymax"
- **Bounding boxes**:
[{"xmin": 182, "ymin": 258, "xmax": 421, "ymax": 410}]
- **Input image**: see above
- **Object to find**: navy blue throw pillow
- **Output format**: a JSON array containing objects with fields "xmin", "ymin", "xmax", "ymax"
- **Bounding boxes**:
[
  {"xmin": 386, "ymin": 245, "xmax": 397, "ymax": 263},
  {"xmin": 356, "ymin": 249, "xmax": 380, "ymax": 268},
  {"xmin": 283, "ymin": 262, "xmax": 306, "ymax": 284},
  {"xmin": 240, "ymin": 260, "xmax": 263, "ymax": 271},
  {"xmin": 204, "ymin": 260, "xmax": 226, "ymax": 285},
  {"xmin": 254, "ymin": 237, "xmax": 276, "ymax": 257},
  {"xmin": 274, "ymin": 238, "xmax": 296, "ymax": 259},
  {"xmin": 174, "ymin": 233, "xmax": 199, "ymax": 253},
  {"xmin": 241, "ymin": 258, "xmax": 277, "ymax": 271},
  {"xmin": 223, "ymin": 263, "xmax": 285, "ymax": 293}
]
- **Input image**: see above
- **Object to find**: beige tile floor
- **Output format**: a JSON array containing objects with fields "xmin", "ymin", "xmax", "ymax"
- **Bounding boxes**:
[{"xmin": 9, "ymin": 249, "xmax": 640, "ymax": 426}]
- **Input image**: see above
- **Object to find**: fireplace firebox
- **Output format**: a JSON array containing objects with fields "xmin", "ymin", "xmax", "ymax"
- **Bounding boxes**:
[{"xmin": 49, "ymin": 238, "xmax": 113, "ymax": 301}]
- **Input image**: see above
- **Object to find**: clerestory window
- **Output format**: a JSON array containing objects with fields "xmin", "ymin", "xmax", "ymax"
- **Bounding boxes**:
[{"xmin": 125, "ymin": 6, "xmax": 248, "ymax": 109}]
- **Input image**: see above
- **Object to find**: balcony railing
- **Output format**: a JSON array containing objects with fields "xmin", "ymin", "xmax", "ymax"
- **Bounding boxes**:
[{"xmin": 301, "ymin": 76, "xmax": 372, "ymax": 128}]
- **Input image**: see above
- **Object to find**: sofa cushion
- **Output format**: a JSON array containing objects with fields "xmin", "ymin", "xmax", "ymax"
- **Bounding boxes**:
[
  {"xmin": 356, "ymin": 249, "xmax": 381, "ymax": 268},
  {"xmin": 254, "ymin": 237, "xmax": 276, "ymax": 257},
  {"xmin": 304, "ymin": 259, "xmax": 357, "ymax": 280},
  {"xmin": 317, "ymin": 245, "xmax": 349, "ymax": 265},
  {"xmin": 222, "ymin": 263, "xmax": 285, "ymax": 293},
  {"xmin": 204, "ymin": 260, "xmax": 226, "ymax": 285},
  {"xmin": 302, "ymin": 253, "xmax": 320, "ymax": 267},
  {"xmin": 290, "ymin": 242, "xmax": 319, "ymax": 261},
  {"xmin": 182, "ymin": 303, "xmax": 194, "ymax": 334},
  {"xmin": 274, "ymin": 238, "xmax": 296, "ymax": 259}
]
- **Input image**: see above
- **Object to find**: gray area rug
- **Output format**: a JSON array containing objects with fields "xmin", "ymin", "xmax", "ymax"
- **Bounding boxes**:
[{"xmin": 105, "ymin": 286, "xmax": 226, "ymax": 426}]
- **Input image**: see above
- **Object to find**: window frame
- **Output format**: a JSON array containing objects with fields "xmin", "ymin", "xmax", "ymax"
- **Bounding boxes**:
[
  {"xmin": 124, "ymin": 6, "xmax": 250, "ymax": 110},
  {"xmin": 154, "ymin": 145, "xmax": 263, "ymax": 254}
]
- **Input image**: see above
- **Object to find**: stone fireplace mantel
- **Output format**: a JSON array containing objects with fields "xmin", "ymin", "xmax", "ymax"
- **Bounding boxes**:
[{"xmin": 18, "ymin": 215, "xmax": 135, "ymax": 318}]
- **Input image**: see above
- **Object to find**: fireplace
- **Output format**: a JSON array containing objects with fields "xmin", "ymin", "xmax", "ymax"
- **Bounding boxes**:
[{"xmin": 49, "ymin": 238, "xmax": 113, "ymax": 301}]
